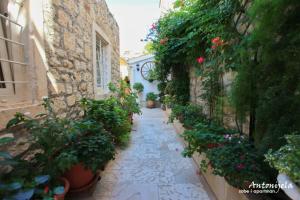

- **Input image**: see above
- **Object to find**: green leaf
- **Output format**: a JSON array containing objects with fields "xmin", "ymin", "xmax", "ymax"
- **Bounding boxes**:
[
  {"xmin": 34, "ymin": 175, "xmax": 50, "ymax": 185},
  {"xmin": 0, "ymin": 137, "xmax": 14, "ymax": 145}
]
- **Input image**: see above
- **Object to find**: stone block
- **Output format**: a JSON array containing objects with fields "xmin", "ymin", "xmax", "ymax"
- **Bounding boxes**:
[
  {"xmin": 66, "ymin": 95, "xmax": 76, "ymax": 106},
  {"xmin": 53, "ymin": 97, "xmax": 66, "ymax": 113},
  {"xmin": 64, "ymin": 31, "xmax": 76, "ymax": 50},
  {"xmin": 57, "ymin": 9, "xmax": 70, "ymax": 28},
  {"xmin": 63, "ymin": 60, "xmax": 74, "ymax": 68}
]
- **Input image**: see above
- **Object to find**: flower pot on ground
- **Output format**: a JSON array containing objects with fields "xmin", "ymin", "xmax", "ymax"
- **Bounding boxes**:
[
  {"xmin": 58, "ymin": 121, "xmax": 115, "ymax": 190},
  {"xmin": 6, "ymin": 99, "xmax": 116, "ymax": 193},
  {"xmin": 63, "ymin": 164, "xmax": 95, "ymax": 190},
  {"xmin": 146, "ymin": 92, "xmax": 158, "ymax": 109}
]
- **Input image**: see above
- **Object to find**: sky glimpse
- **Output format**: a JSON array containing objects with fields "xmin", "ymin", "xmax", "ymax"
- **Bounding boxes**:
[{"xmin": 106, "ymin": 0, "xmax": 161, "ymax": 57}]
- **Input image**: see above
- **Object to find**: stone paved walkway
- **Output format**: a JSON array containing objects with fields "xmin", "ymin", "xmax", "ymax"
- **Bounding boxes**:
[{"xmin": 82, "ymin": 108, "xmax": 214, "ymax": 200}]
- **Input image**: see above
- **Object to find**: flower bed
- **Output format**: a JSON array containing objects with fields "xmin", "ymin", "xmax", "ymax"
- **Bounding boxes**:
[{"xmin": 167, "ymin": 108, "xmax": 248, "ymax": 200}]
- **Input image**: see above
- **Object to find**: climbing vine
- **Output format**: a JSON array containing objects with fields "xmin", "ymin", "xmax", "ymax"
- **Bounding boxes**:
[
  {"xmin": 150, "ymin": 0, "xmax": 243, "ymax": 112},
  {"xmin": 149, "ymin": 0, "xmax": 300, "ymax": 191}
]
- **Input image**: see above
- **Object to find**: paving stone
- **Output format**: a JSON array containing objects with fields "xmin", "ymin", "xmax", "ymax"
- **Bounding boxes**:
[{"xmin": 76, "ymin": 108, "xmax": 214, "ymax": 200}]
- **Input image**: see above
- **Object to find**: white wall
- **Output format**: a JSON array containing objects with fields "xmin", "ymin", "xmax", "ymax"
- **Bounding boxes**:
[{"xmin": 128, "ymin": 56, "xmax": 159, "ymax": 103}]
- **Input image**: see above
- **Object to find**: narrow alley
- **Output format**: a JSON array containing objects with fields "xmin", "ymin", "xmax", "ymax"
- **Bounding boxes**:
[{"xmin": 84, "ymin": 108, "xmax": 214, "ymax": 200}]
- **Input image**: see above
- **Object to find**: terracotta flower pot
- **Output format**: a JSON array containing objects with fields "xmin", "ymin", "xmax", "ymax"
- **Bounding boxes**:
[
  {"xmin": 64, "ymin": 164, "xmax": 95, "ymax": 190},
  {"xmin": 54, "ymin": 177, "xmax": 70, "ymax": 200},
  {"xmin": 147, "ymin": 100, "xmax": 155, "ymax": 108}
]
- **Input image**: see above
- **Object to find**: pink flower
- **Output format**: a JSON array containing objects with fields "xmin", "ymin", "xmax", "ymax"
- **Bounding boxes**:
[
  {"xmin": 236, "ymin": 163, "xmax": 246, "ymax": 170},
  {"xmin": 151, "ymin": 23, "xmax": 156, "ymax": 30},
  {"xmin": 211, "ymin": 45, "xmax": 217, "ymax": 50},
  {"xmin": 197, "ymin": 57, "xmax": 205, "ymax": 64}
]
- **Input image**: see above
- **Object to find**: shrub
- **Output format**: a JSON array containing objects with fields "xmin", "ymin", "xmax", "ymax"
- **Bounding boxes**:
[
  {"xmin": 56, "ymin": 121, "xmax": 115, "ymax": 172},
  {"xmin": 205, "ymin": 136, "xmax": 268, "ymax": 188},
  {"xmin": 146, "ymin": 92, "xmax": 158, "ymax": 101},
  {"xmin": 182, "ymin": 104, "xmax": 206, "ymax": 128},
  {"xmin": 133, "ymin": 82, "xmax": 144, "ymax": 93},
  {"xmin": 182, "ymin": 122, "xmax": 268, "ymax": 189},
  {"xmin": 169, "ymin": 104, "xmax": 206, "ymax": 128},
  {"xmin": 109, "ymin": 81, "xmax": 141, "ymax": 115},
  {"xmin": 80, "ymin": 97, "xmax": 131, "ymax": 146},
  {"xmin": 168, "ymin": 104, "xmax": 185, "ymax": 123},
  {"xmin": 265, "ymin": 134, "xmax": 300, "ymax": 186}
]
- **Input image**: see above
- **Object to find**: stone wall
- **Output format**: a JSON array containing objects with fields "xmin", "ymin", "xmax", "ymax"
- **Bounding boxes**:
[
  {"xmin": 189, "ymin": 68, "xmax": 248, "ymax": 132},
  {"xmin": 189, "ymin": 4, "xmax": 252, "ymax": 132},
  {"xmin": 43, "ymin": 0, "xmax": 120, "ymax": 118}
]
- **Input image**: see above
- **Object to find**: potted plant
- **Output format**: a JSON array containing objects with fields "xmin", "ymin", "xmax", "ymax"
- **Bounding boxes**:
[
  {"xmin": 146, "ymin": 92, "xmax": 158, "ymax": 108},
  {"xmin": 62, "ymin": 128, "xmax": 115, "ymax": 191},
  {"xmin": 0, "ymin": 137, "xmax": 69, "ymax": 200},
  {"xmin": 133, "ymin": 82, "xmax": 144, "ymax": 94},
  {"xmin": 265, "ymin": 134, "xmax": 300, "ymax": 200},
  {"xmin": 108, "ymin": 81, "xmax": 141, "ymax": 124},
  {"xmin": 6, "ymin": 99, "xmax": 116, "ymax": 193}
]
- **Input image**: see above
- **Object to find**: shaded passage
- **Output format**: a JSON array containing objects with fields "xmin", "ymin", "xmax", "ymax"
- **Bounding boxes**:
[{"xmin": 83, "ymin": 108, "xmax": 214, "ymax": 200}]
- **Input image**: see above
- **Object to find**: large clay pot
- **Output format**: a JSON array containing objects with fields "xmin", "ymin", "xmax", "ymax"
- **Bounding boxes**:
[
  {"xmin": 147, "ymin": 100, "xmax": 155, "ymax": 108},
  {"xmin": 54, "ymin": 177, "xmax": 70, "ymax": 200},
  {"xmin": 64, "ymin": 164, "xmax": 95, "ymax": 190}
]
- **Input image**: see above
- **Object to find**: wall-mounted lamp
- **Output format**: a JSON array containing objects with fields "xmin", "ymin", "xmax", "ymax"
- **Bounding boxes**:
[{"xmin": 136, "ymin": 64, "xmax": 140, "ymax": 71}]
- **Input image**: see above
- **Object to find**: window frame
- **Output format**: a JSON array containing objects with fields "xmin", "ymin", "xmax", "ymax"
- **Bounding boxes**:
[
  {"xmin": 0, "ymin": 8, "xmax": 28, "ymax": 104},
  {"xmin": 92, "ymin": 22, "xmax": 111, "ymax": 97}
]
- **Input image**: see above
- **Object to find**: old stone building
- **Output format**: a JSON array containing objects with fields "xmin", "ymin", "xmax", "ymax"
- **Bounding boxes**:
[{"xmin": 0, "ymin": 0, "xmax": 120, "ymax": 128}]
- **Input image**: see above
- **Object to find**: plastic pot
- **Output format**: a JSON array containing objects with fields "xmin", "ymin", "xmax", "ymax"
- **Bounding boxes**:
[{"xmin": 54, "ymin": 177, "xmax": 70, "ymax": 200}]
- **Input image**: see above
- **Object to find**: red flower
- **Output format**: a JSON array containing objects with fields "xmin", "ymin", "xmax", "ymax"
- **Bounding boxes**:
[
  {"xmin": 236, "ymin": 163, "xmax": 246, "ymax": 170},
  {"xmin": 211, "ymin": 45, "xmax": 217, "ymax": 50},
  {"xmin": 211, "ymin": 37, "xmax": 224, "ymax": 46},
  {"xmin": 197, "ymin": 57, "xmax": 205, "ymax": 64},
  {"xmin": 44, "ymin": 186, "xmax": 49, "ymax": 194},
  {"xmin": 212, "ymin": 37, "xmax": 221, "ymax": 44}
]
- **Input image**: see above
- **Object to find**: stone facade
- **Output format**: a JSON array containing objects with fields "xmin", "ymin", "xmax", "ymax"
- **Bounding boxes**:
[
  {"xmin": 0, "ymin": 0, "xmax": 120, "ymax": 128},
  {"xmin": 43, "ymin": 0, "xmax": 120, "ymax": 118},
  {"xmin": 189, "ymin": 68, "xmax": 248, "ymax": 132}
]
